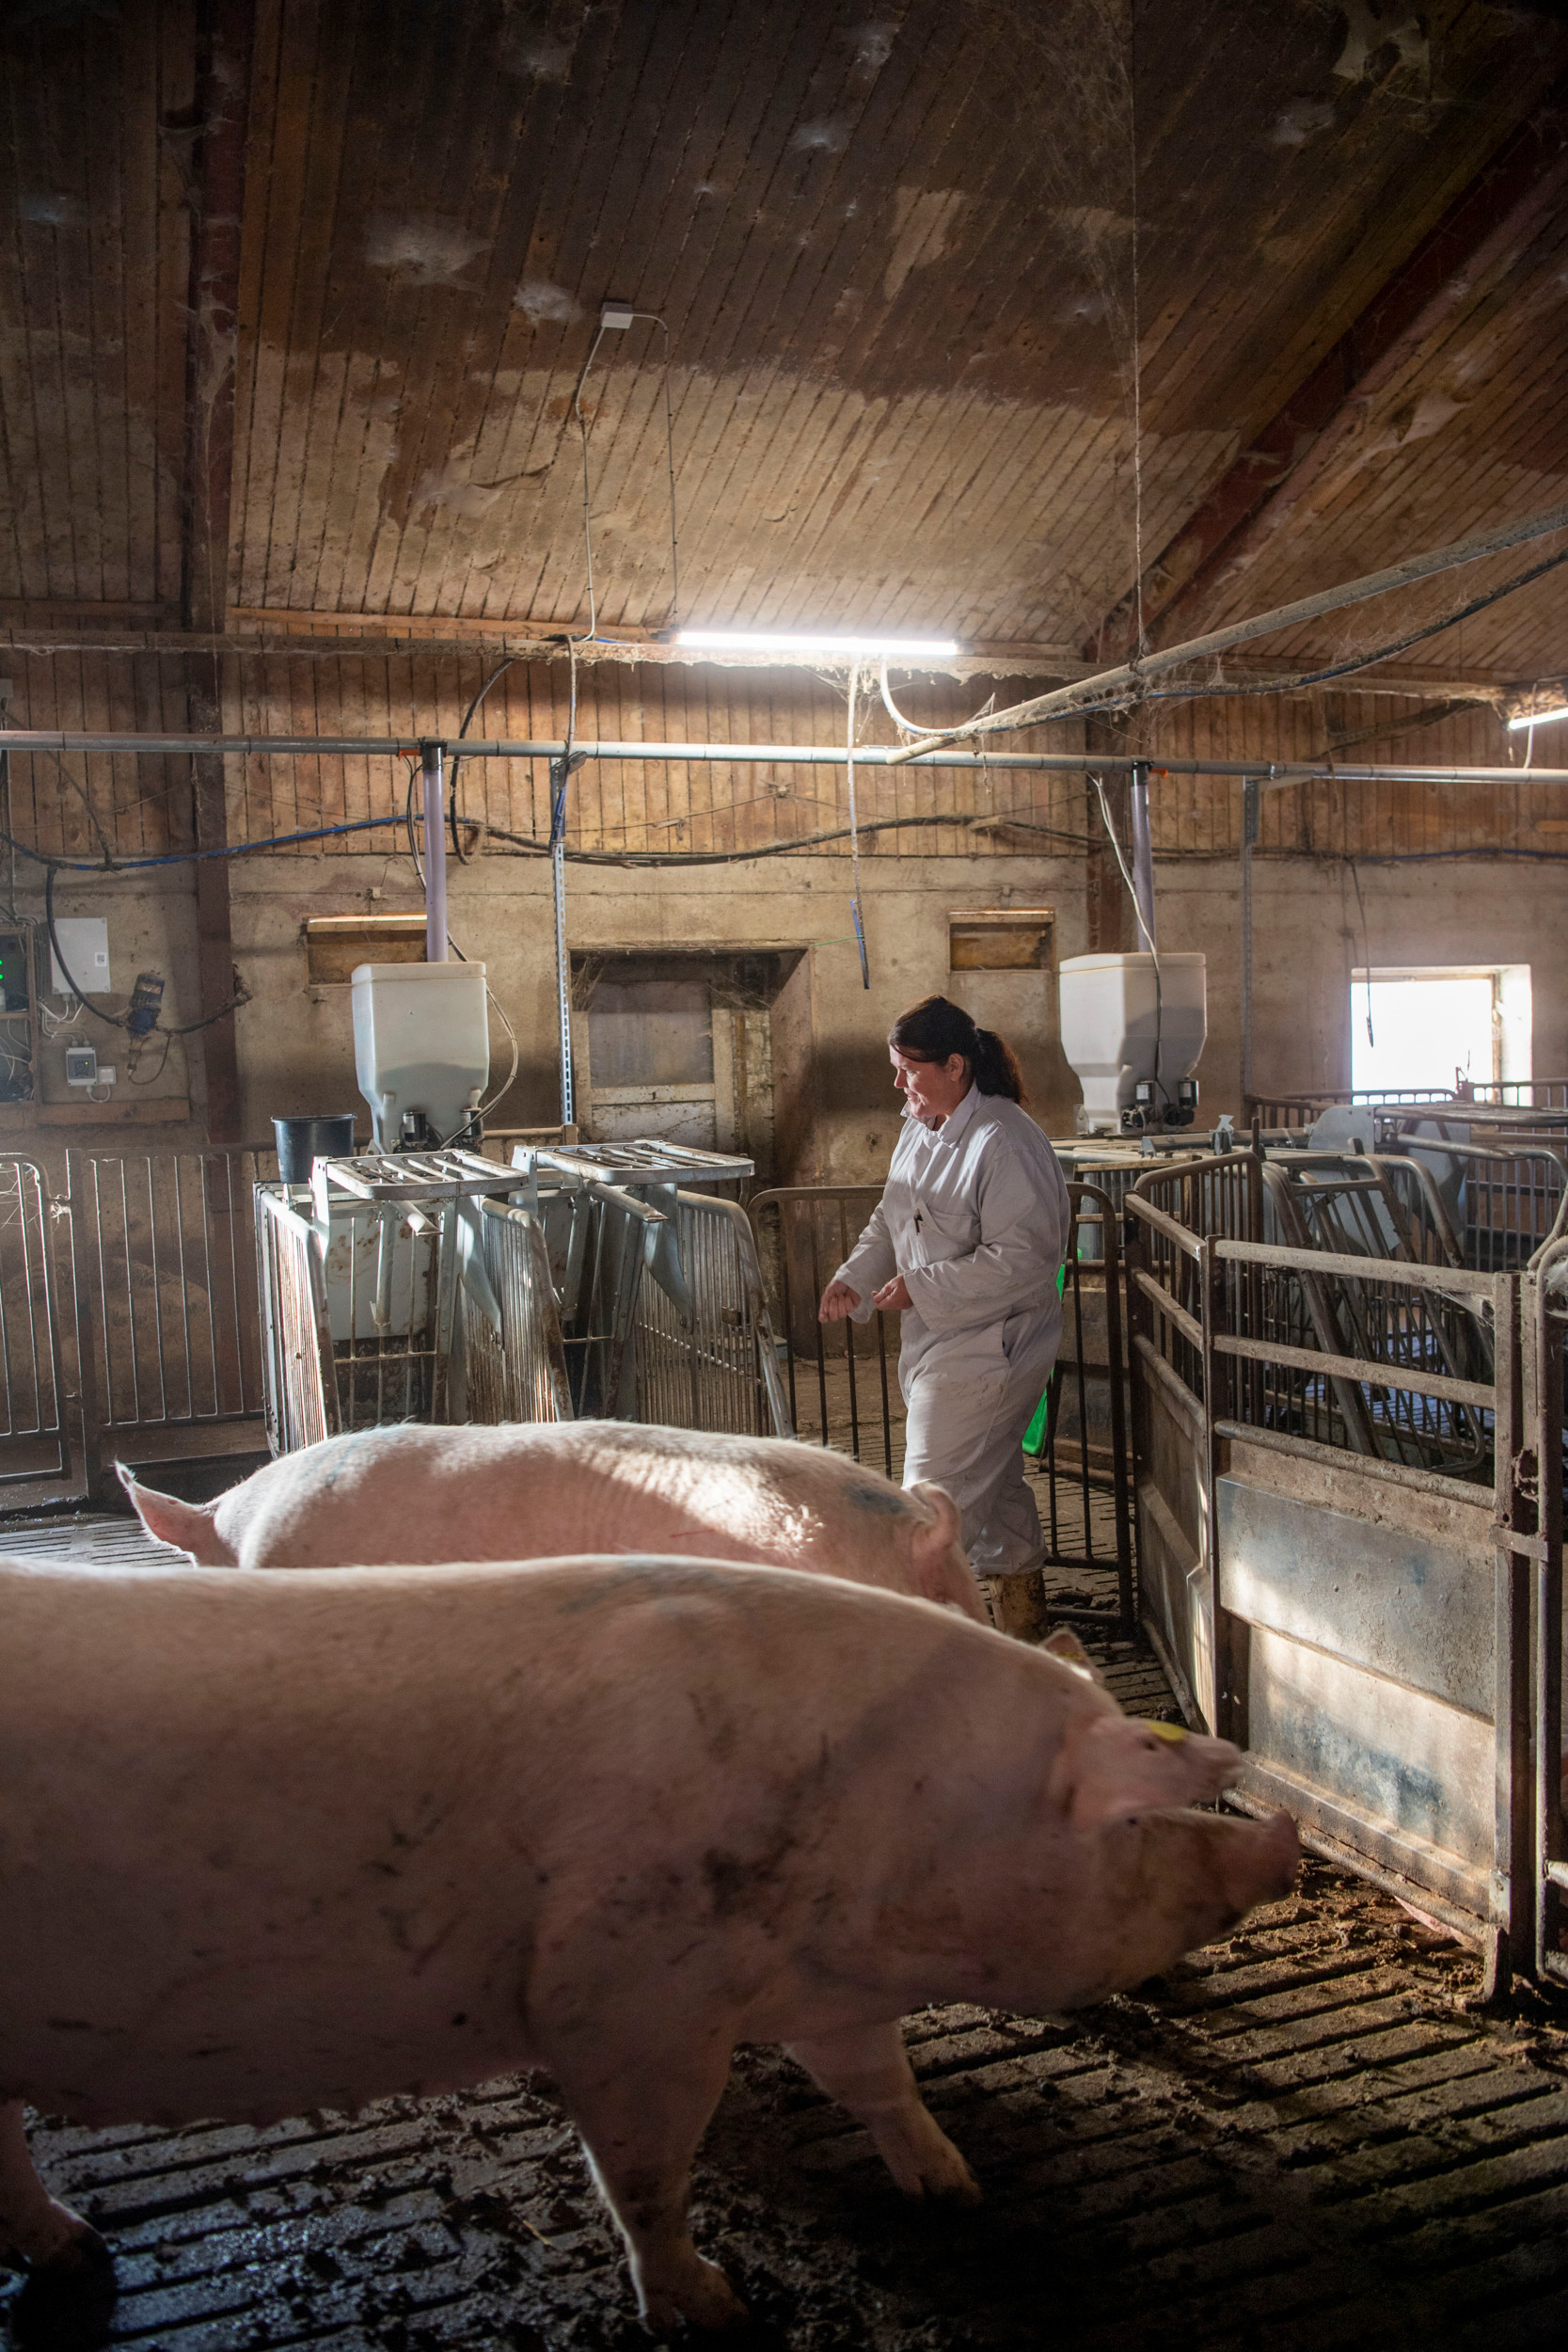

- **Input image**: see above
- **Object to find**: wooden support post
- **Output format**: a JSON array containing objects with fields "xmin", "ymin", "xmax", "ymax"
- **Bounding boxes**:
[{"xmin": 181, "ymin": 0, "xmax": 254, "ymax": 1145}]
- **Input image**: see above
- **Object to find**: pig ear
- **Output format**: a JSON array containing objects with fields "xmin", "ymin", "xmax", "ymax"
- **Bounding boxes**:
[
  {"xmin": 1047, "ymin": 1712, "xmax": 1196, "ymax": 1832},
  {"xmin": 1041, "ymin": 1628, "xmax": 1105, "ymax": 1685},
  {"xmin": 119, "ymin": 1466, "xmax": 230, "ymax": 1564},
  {"xmin": 907, "ymin": 1480, "xmax": 962, "ymax": 1553}
]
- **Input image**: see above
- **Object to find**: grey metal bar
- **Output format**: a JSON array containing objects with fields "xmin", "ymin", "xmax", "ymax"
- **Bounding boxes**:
[{"xmin": 5, "ymin": 727, "xmax": 1568, "ymax": 787}]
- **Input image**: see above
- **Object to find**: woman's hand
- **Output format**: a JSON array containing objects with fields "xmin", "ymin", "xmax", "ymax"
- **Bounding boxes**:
[
  {"xmin": 872, "ymin": 1273, "xmax": 912, "ymax": 1313},
  {"xmin": 818, "ymin": 1279, "xmax": 862, "ymax": 1322}
]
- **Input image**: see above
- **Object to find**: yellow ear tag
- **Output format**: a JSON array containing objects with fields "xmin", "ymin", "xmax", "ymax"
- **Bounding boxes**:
[{"xmin": 1145, "ymin": 1719, "xmax": 1188, "ymax": 1742}]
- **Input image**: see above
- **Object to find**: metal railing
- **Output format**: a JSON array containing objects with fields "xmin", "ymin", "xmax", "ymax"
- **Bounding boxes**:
[
  {"xmin": 463, "ymin": 1199, "xmax": 573, "ymax": 1425},
  {"xmin": 748, "ymin": 1181, "xmax": 1135, "ymax": 1629},
  {"xmin": 1528, "ymin": 1236, "xmax": 1567, "ymax": 1987},
  {"xmin": 0, "ymin": 1154, "xmax": 73, "ymax": 1486},
  {"xmin": 1125, "ymin": 1189, "xmax": 1534, "ymax": 1973},
  {"xmin": 65, "ymin": 1149, "xmax": 265, "ymax": 1434},
  {"xmin": 255, "ymin": 1185, "xmax": 338, "ymax": 1456},
  {"xmin": 1248, "ymin": 1081, "xmax": 1568, "ymax": 1127},
  {"xmin": 637, "ymin": 1192, "xmax": 791, "ymax": 1438}
]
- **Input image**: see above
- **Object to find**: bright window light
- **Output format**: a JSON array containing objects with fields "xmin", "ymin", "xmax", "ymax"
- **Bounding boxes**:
[
  {"xmin": 676, "ymin": 629, "xmax": 959, "ymax": 658},
  {"xmin": 1349, "ymin": 966, "xmax": 1531, "ymax": 1093},
  {"xmin": 1507, "ymin": 703, "xmax": 1568, "ymax": 729}
]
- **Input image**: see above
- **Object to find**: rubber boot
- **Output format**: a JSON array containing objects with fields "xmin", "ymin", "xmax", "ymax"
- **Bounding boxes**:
[{"xmin": 987, "ymin": 1567, "xmax": 1050, "ymax": 1644}]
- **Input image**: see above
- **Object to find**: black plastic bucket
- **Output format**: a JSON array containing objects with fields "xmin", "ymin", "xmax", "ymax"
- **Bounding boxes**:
[{"xmin": 273, "ymin": 1113, "xmax": 356, "ymax": 1184}]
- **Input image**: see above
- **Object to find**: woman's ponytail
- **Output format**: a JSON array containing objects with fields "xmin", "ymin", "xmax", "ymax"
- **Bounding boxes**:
[
  {"xmin": 971, "ymin": 1025, "xmax": 1025, "ymax": 1104},
  {"xmin": 887, "ymin": 996, "xmax": 1026, "ymax": 1104}
]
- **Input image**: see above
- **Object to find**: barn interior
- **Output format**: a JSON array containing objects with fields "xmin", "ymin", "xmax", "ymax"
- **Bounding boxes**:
[{"xmin": 4, "ymin": 0, "xmax": 1568, "ymax": 2345}]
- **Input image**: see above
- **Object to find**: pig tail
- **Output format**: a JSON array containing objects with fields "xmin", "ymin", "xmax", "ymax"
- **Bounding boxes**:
[{"xmin": 888, "ymin": 995, "xmax": 1026, "ymax": 1104}]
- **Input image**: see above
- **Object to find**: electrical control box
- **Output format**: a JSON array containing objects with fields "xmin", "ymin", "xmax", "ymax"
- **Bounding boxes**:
[
  {"xmin": 48, "ymin": 916, "xmax": 111, "ymax": 997},
  {"xmin": 64, "ymin": 1045, "xmax": 98, "ymax": 1086}
]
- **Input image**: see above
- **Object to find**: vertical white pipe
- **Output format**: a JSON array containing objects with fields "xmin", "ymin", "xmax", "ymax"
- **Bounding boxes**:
[
  {"xmin": 1241, "ymin": 776, "xmax": 1259, "ymax": 1107},
  {"xmin": 421, "ymin": 740, "xmax": 448, "ymax": 961},
  {"xmin": 1129, "ymin": 759, "xmax": 1156, "ymax": 950},
  {"xmin": 553, "ymin": 833, "xmax": 573, "ymax": 1126}
]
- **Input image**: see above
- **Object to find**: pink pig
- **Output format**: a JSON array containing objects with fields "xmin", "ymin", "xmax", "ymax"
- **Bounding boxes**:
[
  {"xmin": 0, "ymin": 1554, "xmax": 1297, "ymax": 2336},
  {"xmin": 120, "ymin": 1421, "xmax": 988, "ymax": 1618}
]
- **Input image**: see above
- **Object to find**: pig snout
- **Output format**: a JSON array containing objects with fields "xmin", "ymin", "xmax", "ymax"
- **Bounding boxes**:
[
  {"xmin": 1050, "ymin": 1711, "xmax": 1243, "ymax": 1832},
  {"xmin": 1214, "ymin": 1806, "xmax": 1301, "ymax": 1922}
]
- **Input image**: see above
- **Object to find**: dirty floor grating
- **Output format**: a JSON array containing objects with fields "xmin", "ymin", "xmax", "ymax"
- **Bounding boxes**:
[{"xmin": 5, "ymin": 1518, "xmax": 1568, "ymax": 2349}]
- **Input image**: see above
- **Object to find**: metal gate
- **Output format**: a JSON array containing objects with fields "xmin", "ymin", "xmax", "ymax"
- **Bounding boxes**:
[
  {"xmin": 636, "ymin": 1190, "xmax": 791, "ymax": 1438},
  {"xmin": 66, "ymin": 1149, "xmax": 266, "ymax": 1438},
  {"xmin": 1, "ymin": 1148, "xmax": 268, "ymax": 1502},
  {"xmin": 0, "ymin": 1154, "xmax": 81, "ymax": 1493},
  {"xmin": 1528, "ymin": 1233, "xmax": 1567, "ymax": 1987},
  {"xmin": 1127, "ymin": 1178, "xmax": 1538, "ymax": 1985}
]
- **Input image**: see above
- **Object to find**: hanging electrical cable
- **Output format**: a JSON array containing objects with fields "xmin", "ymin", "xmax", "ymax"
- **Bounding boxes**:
[
  {"xmin": 1090, "ymin": 771, "xmax": 1165, "ymax": 1115},
  {"xmin": 43, "ymin": 865, "xmax": 250, "ymax": 1037},
  {"xmin": 847, "ymin": 658, "xmax": 868, "ymax": 989},
  {"xmin": 1348, "ymin": 860, "xmax": 1376, "ymax": 1053},
  {"xmin": 549, "ymin": 637, "xmax": 584, "ymax": 1122},
  {"xmin": 448, "ymin": 657, "xmax": 514, "ymax": 865}
]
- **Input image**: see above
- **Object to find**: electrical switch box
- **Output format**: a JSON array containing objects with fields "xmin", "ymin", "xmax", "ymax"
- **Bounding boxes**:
[
  {"xmin": 64, "ymin": 1045, "xmax": 98, "ymax": 1086},
  {"xmin": 48, "ymin": 916, "xmax": 111, "ymax": 997}
]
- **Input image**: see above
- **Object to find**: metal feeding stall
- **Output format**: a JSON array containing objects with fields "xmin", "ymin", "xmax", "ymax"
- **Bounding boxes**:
[
  {"xmin": 1124, "ymin": 1138, "xmax": 1568, "ymax": 1992},
  {"xmin": 254, "ymin": 1137, "xmax": 790, "ymax": 1456}
]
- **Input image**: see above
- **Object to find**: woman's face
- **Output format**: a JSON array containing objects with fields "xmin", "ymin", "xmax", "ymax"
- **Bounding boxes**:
[{"xmin": 890, "ymin": 1046, "xmax": 971, "ymax": 1126}]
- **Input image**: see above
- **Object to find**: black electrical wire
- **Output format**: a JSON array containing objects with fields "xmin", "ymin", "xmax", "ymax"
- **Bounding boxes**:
[
  {"xmin": 43, "ymin": 865, "xmax": 250, "ymax": 1034},
  {"xmin": 450, "ymin": 658, "xmax": 514, "ymax": 865}
]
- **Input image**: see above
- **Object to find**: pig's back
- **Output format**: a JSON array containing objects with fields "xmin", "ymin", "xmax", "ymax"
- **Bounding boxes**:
[
  {"xmin": 0, "ymin": 1557, "xmax": 1022, "ymax": 2123},
  {"xmin": 228, "ymin": 1421, "xmax": 932, "ymax": 1577}
]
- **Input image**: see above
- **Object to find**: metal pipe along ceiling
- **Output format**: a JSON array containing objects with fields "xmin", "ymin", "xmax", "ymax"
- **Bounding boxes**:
[{"xmin": 0, "ymin": 731, "xmax": 1565, "ymax": 787}]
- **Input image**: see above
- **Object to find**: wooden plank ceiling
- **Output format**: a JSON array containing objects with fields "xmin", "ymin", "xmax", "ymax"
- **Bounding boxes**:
[{"xmin": 3, "ymin": 0, "xmax": 1568, "ymax": 681}]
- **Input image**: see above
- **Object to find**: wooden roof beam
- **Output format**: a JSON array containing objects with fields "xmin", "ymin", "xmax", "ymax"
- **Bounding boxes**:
[{"xmin": 1086, "ymin": 73, "xmax": 1568, "ymax": 665}]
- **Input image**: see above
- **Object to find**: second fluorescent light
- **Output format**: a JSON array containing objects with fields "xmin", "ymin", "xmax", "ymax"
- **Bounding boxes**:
[
  {"xmin": 1508, "ymin": 703, "xmax": 1568, "ymax": 729},
  {"xmin": 677, "ymin": 628, "xmax": 959, "ymax": 657}
]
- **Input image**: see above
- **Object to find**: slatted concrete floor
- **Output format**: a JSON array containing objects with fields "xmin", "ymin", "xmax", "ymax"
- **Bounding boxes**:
[{"xmin": 5, "ymin": 1516, "xmax": 1568, "ymax": 2350}]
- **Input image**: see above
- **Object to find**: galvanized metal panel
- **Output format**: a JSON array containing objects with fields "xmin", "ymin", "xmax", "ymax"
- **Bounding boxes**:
[
  {"xmin": 1246, "ymin": 1623, "xmax": 1495, "ymax": 1869},
  {"xmin": 1217, "ymin": 1474, "xmax": 1494, "ymax": 1717}
]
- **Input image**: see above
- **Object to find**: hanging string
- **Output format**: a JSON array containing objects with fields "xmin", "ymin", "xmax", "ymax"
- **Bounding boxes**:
[
  {"xmin": 1127, "ymin": 1, "xmax": 1146, "ymax": 669},
  {"xmin": 847, "ymin": 658, "xmax": 868, "ymax": 989}
]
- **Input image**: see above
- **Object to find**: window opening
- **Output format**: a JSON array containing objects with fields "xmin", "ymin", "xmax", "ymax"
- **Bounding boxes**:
[{"xmin": 1350, "ymin": 965, "xmax": 1531, "ymax": 1094}]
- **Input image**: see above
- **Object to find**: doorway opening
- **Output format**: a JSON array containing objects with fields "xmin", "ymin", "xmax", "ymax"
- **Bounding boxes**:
[
  {"xmin": 1350, "ymin": 964, "xmax": 1531, "ymax": 1094},
  {"xmin": 569, "ymin": 950, "xmax": 804, "ymax": 1181}
]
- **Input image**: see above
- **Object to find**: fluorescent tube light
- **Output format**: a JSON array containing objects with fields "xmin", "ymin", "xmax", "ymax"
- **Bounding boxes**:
[
  {"xmin": 1508, "ymin": 703, "xmax": 1568, "ymax": 729},
  {"xmin": 676, "ymin": 629, "xmax": 959, "ymax": 658}
]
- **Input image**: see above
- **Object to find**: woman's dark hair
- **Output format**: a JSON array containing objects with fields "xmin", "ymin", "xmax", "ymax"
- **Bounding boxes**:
[{"xmin": 888, "ymin": 995, "xmax": 1026, "ymax": 1104}]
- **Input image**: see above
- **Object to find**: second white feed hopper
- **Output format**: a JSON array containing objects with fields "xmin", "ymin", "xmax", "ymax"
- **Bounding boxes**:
[{"xmin": 1058, "ymin": 950, "xmax": 1207, "ymax": 1131}]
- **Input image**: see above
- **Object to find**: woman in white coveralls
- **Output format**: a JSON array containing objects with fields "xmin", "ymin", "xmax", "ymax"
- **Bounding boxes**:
[{"xmin": 819, "ymin": 994, "xmax": 1070, "ymax": 1633}]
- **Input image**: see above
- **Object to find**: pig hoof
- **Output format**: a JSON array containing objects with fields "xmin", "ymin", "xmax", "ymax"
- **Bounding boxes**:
[
  {"xmin": 641, "ymin": 2254, "xmax": 749, "ymax": 2335},
  {"xmin": 910, "ymin": 2152, "xmax": 982, "ymax": 2207},
  {"xmin": 11, "ymin": 2227, "xmax": 116, "ymax": 2352}
]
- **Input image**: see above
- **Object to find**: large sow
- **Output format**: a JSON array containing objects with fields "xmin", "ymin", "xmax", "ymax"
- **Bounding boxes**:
[
  {"xmin": 0, "ymin": 1556, "xmax": 1296, "ymax": 2335},
  {"xmin": 122, "ymin": 1422, "xmax": 987, "ymax": 1618}
]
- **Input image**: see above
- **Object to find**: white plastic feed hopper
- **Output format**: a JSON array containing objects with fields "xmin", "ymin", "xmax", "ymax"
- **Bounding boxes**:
[
  {"xmin": 1058, "ymin": 950, "xmax": 1207, "ymax": 1132},
  {"xmin": 352, "ymin": 961, "xmax": 490, "ymax": 1150}
]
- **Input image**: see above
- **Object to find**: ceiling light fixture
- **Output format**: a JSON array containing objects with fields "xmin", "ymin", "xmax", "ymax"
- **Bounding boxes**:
[
  {"xmin": 676, "ymin": 629, "xmax": 959, "ymax": 658},
  {"xmin": 1508, "ymin": 702, "xmax": 1568, "ymax": 729}
]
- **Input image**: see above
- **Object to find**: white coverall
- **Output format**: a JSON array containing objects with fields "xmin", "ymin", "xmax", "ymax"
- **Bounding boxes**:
[{"xmin": 832, "ymin": 1085, "xmax": 1071, "ymax": 1580}]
